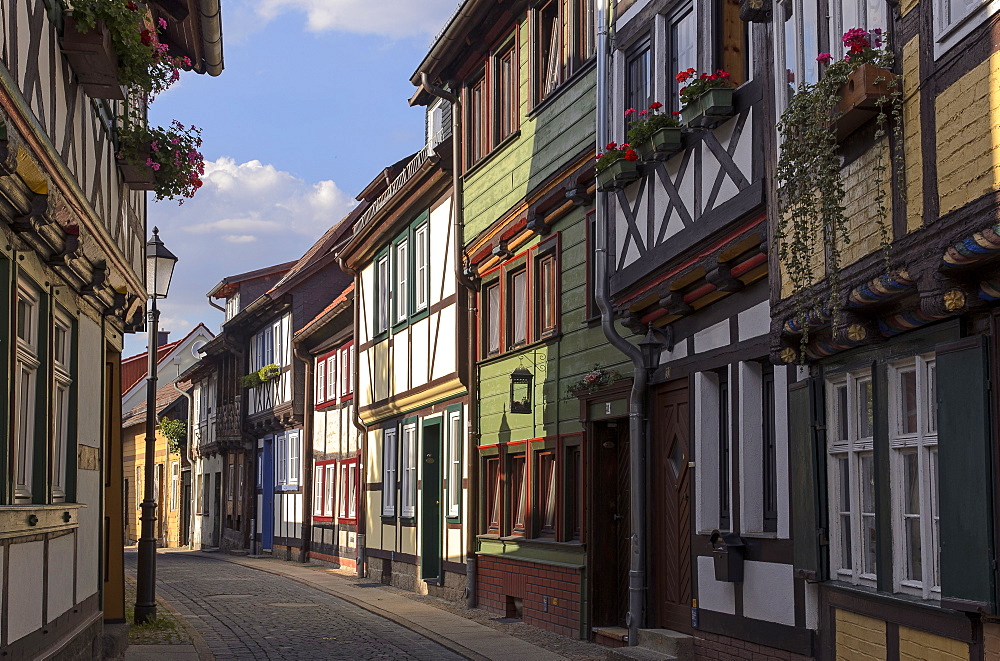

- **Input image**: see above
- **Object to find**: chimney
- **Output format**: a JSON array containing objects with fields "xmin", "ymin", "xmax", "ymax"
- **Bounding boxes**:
[{"xmin": 157, "ymin": 331, "xmax": 170, "ymax": 348}]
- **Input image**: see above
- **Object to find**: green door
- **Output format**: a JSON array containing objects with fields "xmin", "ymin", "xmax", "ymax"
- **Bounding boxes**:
[{"xmin": 421, "ymin": 420, "xmax": 442, "ymax": 582}]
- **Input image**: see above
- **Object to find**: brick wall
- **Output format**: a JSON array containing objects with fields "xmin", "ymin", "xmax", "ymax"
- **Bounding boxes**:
[
  {"xmin": 935, "ymin": 51, "xmax": 1000, "ymax": 216},
  {"xmin": 984, "ymin": 621, "xmax": 1000, "ymax": 661},
  {"xmin": 694, "ymin": 631, "xmax": 813, "ymax": 660},
  {"xmin": 835, "ymin": 609, "xmax": 886, "ymax": 660},
  {"xmin": 476, "ymin": 555, "xmax": 582, "ymax": 639},
  {"xmin": 898, "ymin": 626, "xmax": 968, "ymax": 661}
]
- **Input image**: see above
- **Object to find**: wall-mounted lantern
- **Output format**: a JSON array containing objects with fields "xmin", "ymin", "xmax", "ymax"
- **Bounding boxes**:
[{"xmin": 509, "ymin": 367, "xmax": 533, "ymax": 414}]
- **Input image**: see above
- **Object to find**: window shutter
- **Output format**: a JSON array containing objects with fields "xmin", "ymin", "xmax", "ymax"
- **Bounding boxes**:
[
  {"xmin": 937, "ymin": 336, "xmax": 997, "ymax": 613},
  {"xmin": 789, "ymin": 376, "xmax": 828, "ymax": 581}
]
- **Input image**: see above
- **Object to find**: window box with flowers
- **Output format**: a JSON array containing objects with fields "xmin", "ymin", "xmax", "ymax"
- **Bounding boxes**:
[
  {"xmin": 595, "ymin": 143, "xmax": 641, "ymax": 192},
  {"xmin": 240, "ymin": 363, "xmax": 282, "ymax": 389},
  {"xmin": 677, "ymin": 69, "xmax": 735, "ymax": 129},
  {"xmin": 627, "ymin": 102, "xmax": 684, "ymax": 162},
  {"xmin": 566, "ymin": 365, "xmax": 624, "ymax": 397},
  {"xmin": 117, "ymin": 118, "xmax": 205, "ymax": 201},
  {"xmin": 59, "ymin": 1, "xmax": 191, "ymax": 101}
]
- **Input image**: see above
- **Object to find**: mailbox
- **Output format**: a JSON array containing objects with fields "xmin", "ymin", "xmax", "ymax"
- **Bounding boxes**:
[{"xmin": 710, "ymin": 530, "xmax": 746, "ymax": 583}]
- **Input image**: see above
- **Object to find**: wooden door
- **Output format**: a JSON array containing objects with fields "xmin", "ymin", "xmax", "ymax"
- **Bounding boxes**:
[
  {"xmin": 590, "ymin": 420, "xmax": 630, "ymax": 628},
  {"xmin": 420, "ymin": 421, "xmax": 442, "ymax": 582},
  {"xmin": 649, "ymin": 379, "xmax": 692, "ymax": 632}
]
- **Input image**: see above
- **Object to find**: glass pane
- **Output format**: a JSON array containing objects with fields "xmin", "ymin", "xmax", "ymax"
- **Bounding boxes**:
[
  {"xmin": 782, "ymin": 0, "xmax": 796, "ymax": 104},
  {"xmin": 511, "ymin": 271, "xmax": 527, "ymax": 345},
  {"xmin": 860, "ymin": 453, "xmax": 877, "ymax": 575},
  {"xmin": 866, "ymin": 0, "xmax": 887, "ymax": 33},
  {"xmin": 626, "ymin": 46, "xmax": 650, "ymax": 120},
  {"xmin": 840, "ymin": 1, "xmax": 859, "ymax": 58},
  {"xmin": 900, "ymin": 370, "xmax": 917, "ymax": 434},
  {"xmin": 671, "ymin": 10, "xmax": 697, "ymax": 109},
  {"xmin": 802, "ymin": 0, "xmax": 819, "ymax": 84},
  {"xmin": 858, "ymin": 380, "xmax": 874, "ymax": 439},
  {"xmin": 488, "ymin": 285, "xmax": 501, "ymax": 353},
  {"xmin": 906, "ymin": 516, "xmax": 923, "ymax": 581},
  {"xmin": 930, "ymin": 448, "xmax": 941, "ymax": 587},
  {"xmin": 837, "ymin": 385, "xmax": 849, "ymax": 441},
  {"xmin": 862, "ymin": 514, "xmax": 877, "ymax": 575},
  {"xmin": 903, "ymin": 452, "xmax": 920, "ymax": 515},
  {"xmin": 16, "ymin": 298, "xmax": 29, "ymax": 342},
  {"xmin": 841, "ymin": 513, "xmax": 853, "ymax": 569},
  {"xmin": 927, "ymin": 364, "xmax": 937, "ymax": 433},
  {"xmin": 860, "ymin": 454, "xmax": 875, "ymax": 514},
  {"xmin": 839, "ymin": 456, "xmax": 851, "ymax": 511}
]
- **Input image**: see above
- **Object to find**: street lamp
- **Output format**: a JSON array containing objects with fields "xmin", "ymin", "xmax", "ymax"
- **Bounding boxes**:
[{"xmin": 135, "ymin": 227, "xmax": 177, "ymax": 624}]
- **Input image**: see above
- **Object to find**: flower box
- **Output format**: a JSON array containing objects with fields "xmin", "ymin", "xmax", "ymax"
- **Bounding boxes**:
[
  {"xmin": 596, "ymin": 158, "xmax": 641, "ymax": 191},
  {"xmin": 681, "ymin": 88, "xmax": 735, "ymax": 129},
  {"xmin": 638, "ymin": 126, "xmax": 684, "ymax": 161},
  {"xmin": 60, "ymin": 15, "xmax": 125, "ymax": 100},
  {"xmin": 833, "ymin": 64, "xmax": 896, "ymax": 140},
  {"xmin": 117, "ymin": 156, "xmax": 155, "ymax": 190}
]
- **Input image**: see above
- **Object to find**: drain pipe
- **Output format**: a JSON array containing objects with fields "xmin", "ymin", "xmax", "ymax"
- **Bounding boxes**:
[
  {"xmin": 417, "ymin": 72, "xmax": 480, "ymax": 609},
  {"xmin": 172, "ymin": 367, "xmax": 196, "ymax": 548},
  {"xmin": 594, "ymin": 1, "xmax": 652, "ymax": 646},
  {"xmin": 293, "ymin": 342, "xmax": 314, "ymax": 563}
]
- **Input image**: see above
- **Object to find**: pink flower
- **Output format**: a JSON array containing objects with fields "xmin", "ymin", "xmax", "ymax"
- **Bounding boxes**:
[
  {"xmin": 145, "ymin": 158, "xmax": 161, "ymax": 172},
  {"xmin": 638, "ymin": 109, "xmax": 648, "ymax": 116},
  {"xmin": 816, "ymin": 52, "xmax": 833, "ymax": 65},
  {"xmin": 158, "ymin": 18, "xmax": 168, "ymax": 29}
]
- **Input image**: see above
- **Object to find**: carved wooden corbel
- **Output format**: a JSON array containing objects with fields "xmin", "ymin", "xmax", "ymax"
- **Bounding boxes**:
[
  {"xmin": 659, "ymin": 290, "xmax": 693, "ymax": 316},
  {"xmin": 10, "ymin": 194, "xmax": 48, "ymax": 235},
  {"xmin": 525, "ymin": 210, "xmax": 550, "ymax": 236},
  {"xmin": 706, "ymin": 263, "xmax": 745, "ymax": 293}
]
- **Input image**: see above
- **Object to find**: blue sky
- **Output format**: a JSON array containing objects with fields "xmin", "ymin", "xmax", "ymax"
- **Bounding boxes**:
[{"xmin": 124, "ymin": 0, "xmax": 459, "ymax": 356}]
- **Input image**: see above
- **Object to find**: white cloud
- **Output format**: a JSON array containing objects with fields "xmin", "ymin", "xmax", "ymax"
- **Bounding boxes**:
[
  {"xmin": 223, "ymin": 234, "xmax": 259, "ymax": 243},
  {"xmin": 255, "ymin": 0, "xmax": 460, "ymax": 38}
]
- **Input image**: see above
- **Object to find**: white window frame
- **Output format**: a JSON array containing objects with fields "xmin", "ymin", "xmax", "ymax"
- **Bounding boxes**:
[
  {"xmin": 170, "ymin": 462, "xmax": 179, "ymax": 511},
  {"xmin": 313, "ymin": 464, "xmax": 325, "ymax": 516},
  {"xmin": 325, "ymin": 463, "xmax": 335, "ymax": 517},
  {"xmin": 826, "ymin": 370, "xmax": 877, "ymax": 589},
  {"xmin": 377, "ymin": 254, "xmax": 390, "ymax": 334},
  {"xmin": 415, "ymin": 224, "xmax": 429, "ymax": 312},
  {"xmin": 383, "ymin": 428, "xmax": 398, "ymax": 516},
  {"xmin": 933, "ymin": 0, "xmax": 1000, "ymax": 57},
  {"xmin": 338, "ymin": 459, "xmax": 358, "ymax": 521},
  {"xmin": 51, "ymin": 312, "xmax": 72, "ymax": 502},
  {"xmin": 395, "ymin": 239, "xmax": 409, "ymax": 324},
  {"xmin": 316, "ymin": 358, "xmax": 326, "ymax": 405},
  {"xmin": 400, "ymin": 423, "xmax": 417, "ymax": 518},
  {"xmin": 225, "ymin": 292, "xmax": 240, "ymax": 321},
  {"xmin": 326, "ymin": 356, "xmax": 337, "ymax": 402},
  {"xmin": 447, "ymin": 410, "xmax": 463, "ymax": 518},
  {"xmin": 888, "ymin": 355, "xmax": 940, "ymax": 600},
  {"xmin": 14, "ymin": 282, "xmax": 39, "ymax": 502},
  {"xmin": 773, "ymin": 0, "xmax": 821, "ymax": 119},
  {"xmin": 341, "ymin": 343, "xmax": 353, "ymax": 397},
  {"xmin": 828, "ymin": 1, "xmax": 887, "ymax": 60}
]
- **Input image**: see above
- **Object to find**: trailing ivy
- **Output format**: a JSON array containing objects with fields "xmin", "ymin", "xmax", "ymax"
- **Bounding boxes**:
[
  {"xmin": 158, "ymin": 416, "xmax": 186, "ymax": 455},
  {"xmin": 774, "ymin": 29, "xmax": 902, "ymax": 360}
]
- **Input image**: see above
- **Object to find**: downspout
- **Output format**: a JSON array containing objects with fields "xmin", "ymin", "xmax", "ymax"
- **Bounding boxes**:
[
  {"xmin": 594, "ymin": 1, "xmax": 651, "ymax": 645},
  {"xmin": 337, "ymin": 257, "xmax": 369, "ymax": 577},
  {"xmin": 172, "ymin": 368, "xmax": 195, "ymax": 548},
  {"xmin": 418, "ymin": 72, "xmax": 480, "ymax": 609},
  {"xmin": 207, "ymin": 294, "xmax": 225, "ymax": 315},
  {"xmin": 293, "ymin": 342, "xmax": 313, "ymax": 563}
]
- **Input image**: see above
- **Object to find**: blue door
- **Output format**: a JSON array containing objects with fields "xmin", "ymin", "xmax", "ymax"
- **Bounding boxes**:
[{"xmin": 261, "ymin": 439, "xmax": 274, "ymax": 551}]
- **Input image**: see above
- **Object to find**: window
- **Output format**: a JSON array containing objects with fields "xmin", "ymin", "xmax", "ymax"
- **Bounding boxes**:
[
  {"xmin": 934, "ymin": 0, "xmax": 995, "ymax": 55},
  {"xmin": 339, "ymin": 458, "xmax": 359, "ymax": 523},
  {"xmin": 400, "ymin": 423, "xmax": 417, "ymax": 517},
  {"xmin": 565, "ymin": 444, "xmax": 582, "ymax": 540},
  {"xmin": 485, "ymin": 282, "xmax": 501, "ymax": 356},
  {"xmin": 202, "ymin": 472, "xmax": 210, "ymax": 516},
  {"xmin": 537, "ymin": 1, "xmax": 562, "ymax": 100},
  {"xmin": 669, "ymin": 8, "xmax": 698, "ymax": 110},
  {"xmin": 275, "ymin": 430, "xmax": 302, "ymax": 488},
  {"xmin": 508, "ymin": 269, "xmax": 528, "ymax": 348},
  {"xmin": 382, "ymin": 428, "xmax": 398, "ymax": 516},
  {"xmin": 325, "ymin": 462, "xmax": 335, "ymax": 517},
  {"xmin": 625, "ymin": 39, "xmax": 652, "ymax": 123},
  {"xmin": 376, "ymin": 254, "xmax": 390, "ymax": 334},
  {"xmin": 719, "ymin": 373, "xmax": 731, "ymax": 530},
  {"xmin": 341, "ymin": 342, "xmax": 353, "ymax": 398},
  {"xmin": 326, "ymin": 355, "xmax": 337, "ymax": 401},
  {"xmin": 510, "ymin": 453, "xmax": 527, "ymax": 536},
  {"xmin": 485, "ymin": 456, "xmax": 502, "ymax": 534},
  {"xmin": 536, "ymin": 451, "xmax": 557, "ymax": 537},
  {"xmin": 14, "ymin": 282, "xmax": 39, "ymax": 501},
  {"xmin": 395, "ymin": 239, "xmax": 409, "ymax": 324},
  {"xmin": 316, "ymin": 358, "xmax": 326, "ymax": 405},
  {"xmin": 889, "ymin": 356, "xmax": 939, "ymax": 599},
  {"xmin": 534, "ymin": 0, "xmax": 595, "ymax": 103},
  {"xmin": 447, "ymin": 409, "xmax": 463, "ymax": 518},
  {"xmin": 52, "ymin": 313, "xmax": 73, "ymax": 502},
  {"xmin": 170, "ymin": 462, "xmax": 179, "ymax": 511},
  {"xmin": 762, "ymin": 367, "xmax": 778, "ymax": 532},
  {"xmin": 468, "ymin": 74, "xmax": 487, "ymax": 166},
  {"xmin": 414, "ymin": 224, "xmax": 429, "ymax": 312},
  {"xmin": 316, "ymin": 349, "xmax": 339, "ymax": 408},
  {"xmin": 537, "ymin": 254, "xmax": 558, "ymax": 336},
  {"xmin": 496, "ymin": 42, "xmax": 519, "ymax": 142},
  {"xmin": 227, "ymin": 462, "xmax": 235, "ymax": 501},
  {"xmin": 830, "ymin": 1, "xmax": 887, "ymax": 59},
  {"xmin": 225, "ymin": 292, "xmax": 240, "ymax": 321},
  {"xmin": 775, "ymin": 0, "xmax": 820, "ymax": 112},
  {"xmin": 827, "ymin": 371, "xmax": 877, "ymax": 588},
  {"xmin": 313, "ymin": 464, "xmax": 325, "ymax": 515}
]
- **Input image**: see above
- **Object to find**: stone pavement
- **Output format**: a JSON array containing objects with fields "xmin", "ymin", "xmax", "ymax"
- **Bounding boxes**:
[{"xmin": 125, "ymin": 549, "xmax": 471, "ymax": 660}]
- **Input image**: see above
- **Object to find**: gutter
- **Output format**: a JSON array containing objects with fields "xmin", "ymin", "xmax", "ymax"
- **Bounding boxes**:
[
  {"xmin": 408, "ymin": 2, "xmax": 477, "ymax": 86},
  {"xmin": 594, "ymin": 1, "xmax": 653, "ymax": 645},
  {"xmin": 292, "ymin": 342, "xmax": 314, "ymax": 563},
  {"xmin": 414, "ymin": 73, "xmax": 480, "ymax": 609},
  {"xmin": 198, "ymin": 0, "xmax": 224, "ymax": 76},
  {"xmin": 206, "ymin": 294, "xmax": 225, "ymax": 315}
]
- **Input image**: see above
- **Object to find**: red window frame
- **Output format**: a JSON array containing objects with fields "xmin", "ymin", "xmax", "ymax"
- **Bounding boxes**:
[
  {"xmin": 509, "ymin": 453, "xmax": 528, "ymax": 537},
  {"xmin": 313, "ymin": 459, "xmax": 337, "ymax": 522},
  {"xmin": 535, "ymin": 450, "xmax": 557, "ymax": 538},
  {"xmin": 484, "ymin": 456, "xmax": 501, "ymax": 534},
  {"xmin": 338, "ymin": 457, "xmax": 359, "ymax": 524}
]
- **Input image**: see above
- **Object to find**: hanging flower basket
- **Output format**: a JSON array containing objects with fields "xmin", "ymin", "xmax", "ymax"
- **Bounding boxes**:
[
  {"xmin": 60, "ymin": 15, "xmax": 124, "ymax": 100},
  {"xmin": 116, "ymin": 147, "xmax": 155, "ymax": 189},
  {"xmin": 566, "ymin": 365, "xmax": 624, "ymax": 397},
  {"xmin": 833, "ymin": 64, "xmax": 897, "ymax": 140},
  {"xmin": 117, "ymin": 118, "xmax": 205, "ymax": 202}
]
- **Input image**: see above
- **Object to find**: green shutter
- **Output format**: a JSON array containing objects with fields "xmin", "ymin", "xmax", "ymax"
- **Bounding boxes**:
[
  {"xmin": 937, "ymin": 336, "xmax": 997, "ymax": 613},
  {"xmin": 789, "ymin": 377, "xmax": 828, "ymax": 581},
  {"xmin": 0, "ymin": 256, "xmax": 8, "ymax": 504}
]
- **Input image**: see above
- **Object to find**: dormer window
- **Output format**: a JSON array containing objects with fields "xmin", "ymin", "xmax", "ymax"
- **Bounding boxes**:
[{"xmin": 225, "ymin": 291, "xmax": 240, "ymax": 321}]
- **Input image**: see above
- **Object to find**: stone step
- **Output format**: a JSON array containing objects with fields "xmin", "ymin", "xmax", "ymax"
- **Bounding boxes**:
[
  {"xmin": 605, "ymin": 646, "xmax": 678, "ymax": 661},
  {"xmin": 635, "ymin": 629, "xmax": 695, "ymax": 660}
]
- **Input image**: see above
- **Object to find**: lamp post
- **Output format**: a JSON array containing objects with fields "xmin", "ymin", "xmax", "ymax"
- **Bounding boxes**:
[{"xmin": 135, "ymin": 227, "xmax": 178, "ymax": 624}]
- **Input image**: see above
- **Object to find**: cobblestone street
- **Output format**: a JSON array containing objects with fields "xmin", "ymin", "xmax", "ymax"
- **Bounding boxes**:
[{"xmin": 125, "ymin": 550, "xmax": 468, "ymax": 660}]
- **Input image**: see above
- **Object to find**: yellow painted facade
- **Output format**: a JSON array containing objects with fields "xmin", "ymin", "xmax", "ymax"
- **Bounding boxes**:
[
  {"xmin": 123, "ymin": 426, "xmax": 185, "ymax": 548},
  {"xmin": 835, "ymin": 609, "xmax": 887, "ymax": 660},
  {"xmin": 899, "ymin": 626, "xmax": 968, "ymax": 661},
  {"xmin": 902, "ymin": 36, "xmax": 924, "ymax": 232}
]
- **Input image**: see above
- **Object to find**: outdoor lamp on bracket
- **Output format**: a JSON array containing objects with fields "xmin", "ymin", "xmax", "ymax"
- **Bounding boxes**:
[
  {"xmin": 146, "ymin": 226, "xmax": 178, "ymax": 298},
  {"xmin": 639, "ymin": 325, "xmax": 675, "ymax": 374},
  {"xmin": 509, "ymin": 367, "xmax": 533, "ymax": 414}
]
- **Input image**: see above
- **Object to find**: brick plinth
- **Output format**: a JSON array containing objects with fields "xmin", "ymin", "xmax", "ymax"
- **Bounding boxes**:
[
  {"xmin": 694, "ymin": 630, "xmax": 814, "ymax": 660},
  {"xmin": 475, "ymin": 554, "xmax": 582, "ymax": 639}
]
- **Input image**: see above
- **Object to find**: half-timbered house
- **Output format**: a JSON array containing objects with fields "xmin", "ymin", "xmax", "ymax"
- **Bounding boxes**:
[
  {"xmin": 768, "ymin": 0, "xmax": 1000, "ymax": 654},
  {"xmin": 595, "ymin": 0, "xmax": 811, "ymax": 656},
  {"xmin": 338, "ymin": 107, "xmax": 469, "ymax": 602},
  {"xmin": 0, "ymin": 0, "xmax": 221, "ymax": 657}
]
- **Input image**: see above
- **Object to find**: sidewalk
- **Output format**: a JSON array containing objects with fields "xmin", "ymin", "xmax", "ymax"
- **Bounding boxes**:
[{"xmin": 196, "ymin": 551, "xmax": 600, "ymax": 661}]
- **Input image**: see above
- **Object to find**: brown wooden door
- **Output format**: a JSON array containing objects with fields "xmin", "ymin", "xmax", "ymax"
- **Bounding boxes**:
[
  {"xmin": 590, "ymin": 420, "xmax": 630, "ymax": 628},
  {"xmin": 649, "ymin": 379, "xmax": 692, "ymax": 632}
]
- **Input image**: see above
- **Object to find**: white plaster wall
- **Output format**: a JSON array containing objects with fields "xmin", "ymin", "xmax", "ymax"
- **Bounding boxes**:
[
  {"xmin": 696, "ymin": 555, "xmax": 735, "ymax": 614},
  {"xmin": 429, "ymin": 196, "xmax": 454, "ymax": 304},
  {"xmin": 694, "ymin": 320, "xmax": 731, "ymax": 354},
  {"xmin": 694, "ymin": 370, "xmax": 726, "ymax": 534},
  {"xmin": 738, "ymin": 361, "xmax": 764, "ymax": 533},
  {"xmin": 742, "ymin": 561, "xmax": 795, "ymax": 625},
  {"xmin": 75, "ymin": 314, "xmax": 103, "ymax": 602},
  {"xmin": 412, "ymin": 318, "xmax": 430, "ymax": 389},
  {"xmin": 47, "ymin": 533, "xmax": 76, "ymax": 622},
  {"xmin": 737, "ymin": 300, "xmax": 771, "ymax": 341},
  {"xmin": 430, "ymin": 310, "xmax": 457, "ymax": 381},
  {"xmin": 8, "ymin": 540, "xmax": 44, "ymax": 643}
]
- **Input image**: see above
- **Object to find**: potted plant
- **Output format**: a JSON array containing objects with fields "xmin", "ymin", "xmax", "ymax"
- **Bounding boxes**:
[
  {"xmin": 566, "ymin": 365, "xmax": 624, "ymax": 397},
  {"xmin": 627, "ymin": 102, "xmax": 684, "ymax": 161},
  {"xmin": 61, "ymin": 0, "xmax": 191, "ymax": 101},
  {"xmin": 677, "ymin": 68, "xmax": 735, "ymax": 128},
  {"xmin": 595, "ymin": 141, "xmax": 640, "ymax": 191},
  {"xmin": 775, "ymin": 28, "xmax": 901, "ymax": 358},
  {"xmin": 117, "ymin": 117, "xmax": 205, "ymax": 202}
]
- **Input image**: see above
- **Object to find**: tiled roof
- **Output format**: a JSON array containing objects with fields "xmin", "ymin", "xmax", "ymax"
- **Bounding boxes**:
[
  {"xmin": 120, "ymin": 323, "xmax": 214, "ymax": 392},
  {"xmin": 122, "ymin": 382, "xmax": 189, "ymax": 428}
]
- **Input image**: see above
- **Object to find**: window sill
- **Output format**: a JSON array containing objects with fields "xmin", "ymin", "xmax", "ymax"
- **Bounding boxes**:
[
  {"xmin": 337, "ymin": 518, "xmax": 358, "ymax": 526},
  {"xmin": 527, "ymin": 57, "xmax": 597, "ymax": 121},
  {"xmin": 477, "ymin": 332, "xmax": 563, "ymax": 368},
  {"xmin": 0, "ymin": 503, "xmax": 84, "ymax": 540},
  {"xmin": 462, "ymin": 130, "xmax": 522, "ymax": 181},
  {"xmin": 824, "ymin": 580, "xmax": 948, "ymax": 610}
]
